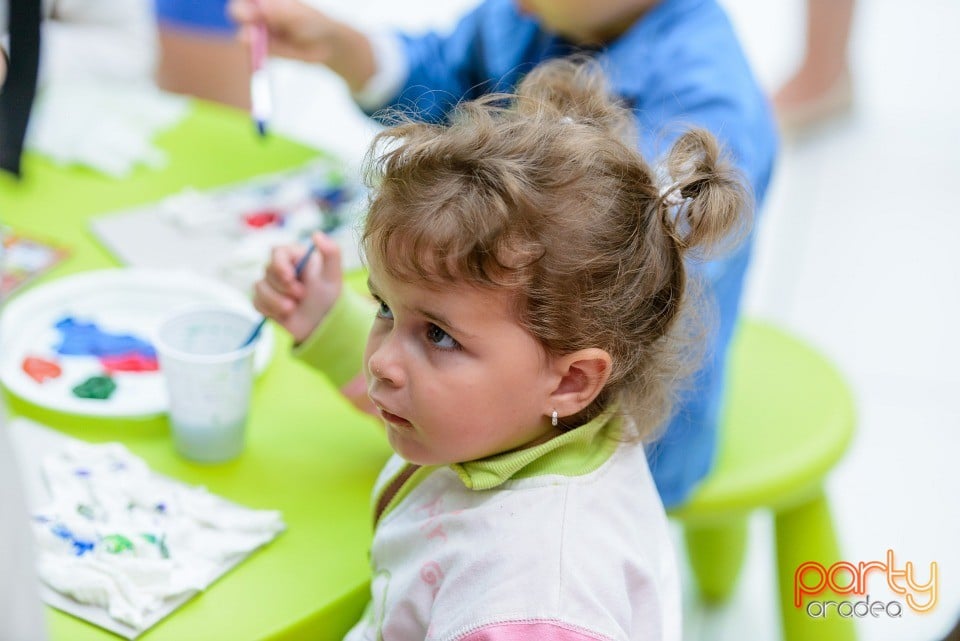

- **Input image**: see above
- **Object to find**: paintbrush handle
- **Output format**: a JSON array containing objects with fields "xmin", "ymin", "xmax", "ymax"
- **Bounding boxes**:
[
  {"xmin": 249, "ymin": 8, "xmax": 271, "ymax": 136},
  {"xmin": 240, "ymin": 243, "xmax": 316, "ymax": 348}
]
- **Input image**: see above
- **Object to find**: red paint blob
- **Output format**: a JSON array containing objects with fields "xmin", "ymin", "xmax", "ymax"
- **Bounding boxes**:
[
  {"xmin": 22, "ymin": 356, "xmax": 63, "ymax": 383},
  {"xmin": 243, "ymin": 210, "xmax": 283, "ymax": 229},
  {"xmin": 99, "ymin": 352, "xmax": 159, "ymax": 374}
]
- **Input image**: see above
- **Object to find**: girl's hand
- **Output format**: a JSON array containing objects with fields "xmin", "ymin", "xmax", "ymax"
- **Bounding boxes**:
[
  {"xmin": 228, "ymin": 0, "xmax": 340, "ymax": 64},
  {"xmin": 253, "ymin": 232, "xmax": 343, "ymax": 344}
]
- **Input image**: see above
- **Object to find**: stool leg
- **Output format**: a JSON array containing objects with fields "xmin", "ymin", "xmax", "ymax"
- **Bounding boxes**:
[
  {"xmin": 684, "ymin": 517, "xmax": 748, "ymax": 602},
  {"xmin": 775, "ymin": 488, "xmax": 856, "ymax": 641}
]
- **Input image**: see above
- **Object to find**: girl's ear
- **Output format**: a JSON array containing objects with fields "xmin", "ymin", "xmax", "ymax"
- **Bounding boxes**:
[{"xmin": 546, "ymin": 348, "xmax": 612, "ymax": 419}]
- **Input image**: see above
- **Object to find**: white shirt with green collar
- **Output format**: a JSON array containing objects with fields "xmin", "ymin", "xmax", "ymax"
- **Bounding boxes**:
[{"xmin": 296, "ymin": 289, "xmax": 681, "ymax": 641}]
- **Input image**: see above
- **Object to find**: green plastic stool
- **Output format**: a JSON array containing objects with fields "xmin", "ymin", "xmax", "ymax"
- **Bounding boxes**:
[{"xmin": 670, "ymin": 321, "xmax": 856, "ymax": 641}]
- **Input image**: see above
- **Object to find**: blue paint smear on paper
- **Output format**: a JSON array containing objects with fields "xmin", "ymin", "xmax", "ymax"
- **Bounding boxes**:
[
  {"xmin": 50, "ymin": 522, "xmax": 95, "ymax": 556},
  {"xmin": 54, "ymin": 317, "xmax": 156, "ymax": 358}
]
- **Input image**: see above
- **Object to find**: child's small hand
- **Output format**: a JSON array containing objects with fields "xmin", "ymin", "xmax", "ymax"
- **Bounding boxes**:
[
  {"xmin": 228, "ymin": 0, "xmax": 340, "ymax": 65},
  {"xmin": 228, "ymin": 0, "xmax": 375, "ymax": 92},
  {"xmin": 253, "ymin": 232, "xmax": 343, "ymax": 344}
]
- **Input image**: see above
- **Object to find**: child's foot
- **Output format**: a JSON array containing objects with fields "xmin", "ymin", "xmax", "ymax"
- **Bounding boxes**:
[{"xmin": 773, "ymin": 65, "xmax": 853, "ymax": 133}]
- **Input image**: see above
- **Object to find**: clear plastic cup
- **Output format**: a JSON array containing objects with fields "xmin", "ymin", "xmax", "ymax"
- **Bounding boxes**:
[{"xmin": 155, "ymin": 306, "xmax": 257, "ymax": 463}]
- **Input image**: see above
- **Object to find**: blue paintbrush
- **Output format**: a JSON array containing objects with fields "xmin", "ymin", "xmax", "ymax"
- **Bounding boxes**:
[{"xmin": 240, "ymin": 243, "xmax": 316, "ymax": 348}]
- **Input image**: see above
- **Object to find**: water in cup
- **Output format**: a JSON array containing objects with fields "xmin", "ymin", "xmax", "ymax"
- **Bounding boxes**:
[{"xmin": 155, "ymin": 307, "xmax": 257, "ymax": 463}]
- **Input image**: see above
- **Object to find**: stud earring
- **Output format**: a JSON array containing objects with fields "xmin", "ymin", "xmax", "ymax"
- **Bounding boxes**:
[{"xmin": 551, "ymin": 410, "xmax": 558, "ymax": 427}]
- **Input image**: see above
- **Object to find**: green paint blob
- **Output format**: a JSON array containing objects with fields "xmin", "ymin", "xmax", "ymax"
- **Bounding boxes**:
[
  {"xmin": 72, "ymin": 375, "xmax": 116, "ymax": 400},
  {"xmin": 101, "ymin": 534, "xmax": 134, "ymax": 554},
  {"xmin": 141, "ymin": 533, "xmax": 170, "ymax": 558}
]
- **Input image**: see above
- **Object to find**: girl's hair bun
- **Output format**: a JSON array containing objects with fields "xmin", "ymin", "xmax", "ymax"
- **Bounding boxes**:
[{"xmin": 661, "ymin": 129, "xmax": 752, "ymax": 257}]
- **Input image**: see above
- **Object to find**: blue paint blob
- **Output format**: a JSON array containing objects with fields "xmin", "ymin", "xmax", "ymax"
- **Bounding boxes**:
[
  {"xmin": 312, "ymin": 186, "xmax": 348, "ymax": 209},
  {"xmin": 49, "ymin": 522, "xmax": 95, "ymax": 556},
  {"xmin": 73, "ymin": 538, "xmax": 95, "ymax": 556},
  {"xmin": 54, "ymin": 317, "xmax": 156, "ymax": 359}
]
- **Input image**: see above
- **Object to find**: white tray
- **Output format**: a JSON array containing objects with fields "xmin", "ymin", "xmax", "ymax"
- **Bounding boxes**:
[{"xmin": 0, "ymin": 269, "xmax": 273, "ymax": 418}]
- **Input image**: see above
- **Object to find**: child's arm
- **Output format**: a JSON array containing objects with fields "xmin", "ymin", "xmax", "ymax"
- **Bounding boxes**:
[
  {"xmin": 364, "ymin": 2, "xmax": 497, "ymax": 122},
  {"xmin": 228, "ymin": 0, "xmax": 496, "ymax": 121},
  {"xmin": 290, "ymin": 286, "xmax": 374, "ymax": 391},
  {"xmin": 293, "ymin": 289, "xmax": 377, "ymax": 416},
  {"xmin": 254, "ymin": 232, "xmax": 378, "ymax": 415}
]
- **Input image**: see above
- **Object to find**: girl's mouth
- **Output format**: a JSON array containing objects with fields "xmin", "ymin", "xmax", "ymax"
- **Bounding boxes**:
[{"xmin": 379, "ymin": 407, "xmax": 412, "ymax": 428}]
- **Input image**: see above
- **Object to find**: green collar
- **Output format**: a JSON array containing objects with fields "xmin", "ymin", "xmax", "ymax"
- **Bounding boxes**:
[{"xmin": 449, "ymin": 407, "xmax": 622, "ymax": 490}]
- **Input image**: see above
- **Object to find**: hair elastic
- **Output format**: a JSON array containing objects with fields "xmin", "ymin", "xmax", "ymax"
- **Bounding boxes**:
[{"xmin": 659, "ymin": 183, "xmax": 688, "ymax": 208}]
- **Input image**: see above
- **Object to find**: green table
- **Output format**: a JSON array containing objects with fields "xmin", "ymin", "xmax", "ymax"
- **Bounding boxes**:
[{"xmin": 0, "ymin": 101, "xmax": 391, "ymax": 641}]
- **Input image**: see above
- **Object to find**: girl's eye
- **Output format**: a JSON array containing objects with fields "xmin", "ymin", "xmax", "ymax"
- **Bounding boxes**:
[
  {"xmin": 426, "ymin": 324, "xmax": 460, "ymax": 350},
  {"xmin": 376, "ymin": 300, "xmax": 393, "ymax": 320}
]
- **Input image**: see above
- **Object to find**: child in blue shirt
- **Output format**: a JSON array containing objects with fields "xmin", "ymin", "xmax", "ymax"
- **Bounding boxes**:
[{"xmin": 230, "ymin": 0, "xmax": 777, "ymax": 506}]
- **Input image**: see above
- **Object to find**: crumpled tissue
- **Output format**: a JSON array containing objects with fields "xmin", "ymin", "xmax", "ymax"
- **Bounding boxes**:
[{"xmin": 31, "ymin": 439, "xmax": 284, "ymax": 632}]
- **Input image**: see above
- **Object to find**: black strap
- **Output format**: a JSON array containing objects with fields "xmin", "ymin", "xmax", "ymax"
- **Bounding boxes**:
[{"xmin": 0, "ymin": 0, "xmax": 42, "ymax": 177}]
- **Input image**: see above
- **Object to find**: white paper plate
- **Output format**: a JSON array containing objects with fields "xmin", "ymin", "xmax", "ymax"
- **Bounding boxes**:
[{"xmin": 0, "ymin": 269, "xmax": 273, "ymax": 418}]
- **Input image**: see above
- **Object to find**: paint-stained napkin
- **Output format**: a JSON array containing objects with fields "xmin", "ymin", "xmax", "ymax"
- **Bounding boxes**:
[{"xmin": 8, "ymin": 418, "xmax": 285, "ymax": 638}]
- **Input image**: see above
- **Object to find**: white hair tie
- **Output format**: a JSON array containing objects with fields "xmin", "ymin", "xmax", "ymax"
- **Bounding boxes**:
[{"xmin": 660, "ymin": 183, "xmax": 687, "ymax": 208}]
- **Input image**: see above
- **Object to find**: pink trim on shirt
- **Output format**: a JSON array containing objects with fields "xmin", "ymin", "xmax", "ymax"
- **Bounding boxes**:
[{"xmin": 456, "ymin": 620, "xmax": 611, "ymax": 641}]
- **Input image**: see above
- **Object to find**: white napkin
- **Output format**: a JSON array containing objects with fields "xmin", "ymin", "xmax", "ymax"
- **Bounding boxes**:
[
  {"xmin": 29, "ymin": 437, "xmax": 284, "ymax": 632},
  {"xmin": 26, "ymin": 81, "xmax": 188, "ymax": 178}
]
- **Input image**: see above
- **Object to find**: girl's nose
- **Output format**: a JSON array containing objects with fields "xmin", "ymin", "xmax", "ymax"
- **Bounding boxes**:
[{"xmin": 367, "ymin": 342, "xmax": 405, "ymax": 387}]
